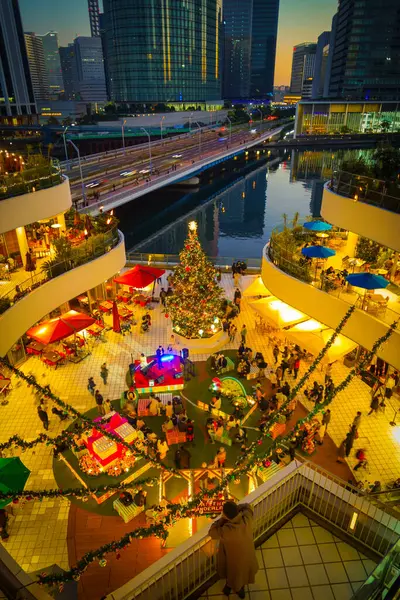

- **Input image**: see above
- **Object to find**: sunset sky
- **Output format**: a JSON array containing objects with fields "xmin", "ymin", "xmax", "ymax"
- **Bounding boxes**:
[{"xmin": 19, "ymin": 0, "xmax": 338, "ymax": 87}]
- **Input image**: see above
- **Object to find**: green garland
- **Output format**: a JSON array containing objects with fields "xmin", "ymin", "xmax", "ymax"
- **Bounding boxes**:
[
  {"xmin": 0, "ymin": 476, "xmax": 159, "ymax": 503},
  {"xmin": 0, "ymin": 360, "xmax": 177, "ymax": 474}
]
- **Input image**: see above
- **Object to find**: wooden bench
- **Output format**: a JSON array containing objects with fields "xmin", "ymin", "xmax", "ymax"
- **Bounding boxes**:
[{"xmin": 113, "ymin": 498, "xmax": 144, "ymax": 523}]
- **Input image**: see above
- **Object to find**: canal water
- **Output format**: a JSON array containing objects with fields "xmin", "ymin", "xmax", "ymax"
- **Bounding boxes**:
[{"xmin": 116, "ymin": 148, "xmax": 368, "ymax": 260}]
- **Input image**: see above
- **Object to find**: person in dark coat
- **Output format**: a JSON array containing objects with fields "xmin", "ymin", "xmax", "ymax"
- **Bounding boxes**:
[
  {"xmin": 322, "ymin": 409, "xmax": 331, "ymax": 429},
  {"xmin": 37, "ymin": 406, "xmax": 49, "ymax": 430},
  {"xmin": 368, "ymin": 395, "xmax": 379, "ymax": 416},
  {"xmin": 209, "ymin": 501, "xmax": 258, "ymax": 599},
  {"xmin": 175, "ymin": 446, "xmax": 191, "ymax": 469},
  {"xmin": 344, "ymin": 431, "xmax": 355, "ymax": 457}
]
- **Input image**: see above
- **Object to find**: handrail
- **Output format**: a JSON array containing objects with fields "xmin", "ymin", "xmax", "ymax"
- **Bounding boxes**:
[
  {"xmin": 329, "ymin": 170, "xmax": 400, "ymax": 214},
  {"xmin": 126, "ymin": 252, "xmax": 262, "ymax": 270},
  {"xmin": 0, "ymin": 159, "xmax": 62, "ymax": 200},
  {"xmin": 267, "ymin": 233, "xmax": 400, "ymax": 329},
  {"xmin": 0, "ymin": 226, "xmax": 120, "ymax": 315}
]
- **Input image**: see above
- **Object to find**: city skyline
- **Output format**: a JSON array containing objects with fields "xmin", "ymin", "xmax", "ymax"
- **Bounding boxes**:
[{"xmin": 19, "ymin": 0, "xmax": 337, "ymax": 87}]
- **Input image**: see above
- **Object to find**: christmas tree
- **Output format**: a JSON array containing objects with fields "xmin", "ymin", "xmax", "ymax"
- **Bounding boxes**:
[{"xmin": 166, "ymin": 221, "xmax": 224, "ymax": 338}]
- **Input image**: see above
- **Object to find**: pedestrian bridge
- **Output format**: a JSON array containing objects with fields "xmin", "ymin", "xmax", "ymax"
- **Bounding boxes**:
[{"xmin": 83, "ymin": 126, "xmax": 284, "ymax": 215}]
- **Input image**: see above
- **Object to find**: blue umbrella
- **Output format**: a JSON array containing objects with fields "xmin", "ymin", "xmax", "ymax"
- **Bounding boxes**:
[
  {"xmin": 346, "ymin": 272, "xmax": 389, "ymax": 290},
  {"xmin": 301, "ymin": 246, "xmax": 336, "ymax": 259},
  {"xmin": 303, "ymin": 221, "xmax": 332, "ymax": 232}
]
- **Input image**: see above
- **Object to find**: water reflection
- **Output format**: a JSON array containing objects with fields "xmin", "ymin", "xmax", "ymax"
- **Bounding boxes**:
[{"xmin": 118, "ymin": 148, "xmax": 370, "ymax": 259}]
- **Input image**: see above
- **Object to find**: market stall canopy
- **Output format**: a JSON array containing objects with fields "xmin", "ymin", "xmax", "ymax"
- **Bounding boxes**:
[
  {"xmin": 250, "ymin": 297, "xmax": 307, "ymax": 328},
  {"xmin": 346, "ymin": 272, "xmax": 389, "ymax": 291},
  {"xmin": 301, "ymin": 246, "xmax": 336, "ymax": 259},
  {"xmin": 114, "ymin": 265, "xmax": 165, "ymax": 289},
  {"xmin": 0, "ymin": 457, "xmax": 30, "ymax": 509},
  {"xmin": 303, "ymin": 221, "xmax": 332, "ymax": 232},
  {"xmin": 243, "ymin": 277, "xmax": 271, "ymax": 298},
  {"xmin": 27, "ymin": 310, "xmax": 95, "ymax": 344},
  {"xmin": 284, "ymin": 325, "xmax": 356, "ymax": 364}
]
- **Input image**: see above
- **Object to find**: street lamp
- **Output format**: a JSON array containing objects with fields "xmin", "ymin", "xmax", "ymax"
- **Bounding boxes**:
[
  {"xmin": 194, "ymin": 122, "xmax": 202, "ymax": 157},
  {"xmin": 189, "ymin": 112, "xmax": 193, "ymax": 132},
  {"xmin": 256, "ymin": 108, "xmax": 263, "ymax": 132},
  {"xmin": 160, "ymin": 116, "xmax": 165, "ymax": 143},
  {"xmin": 141, "ymin": 127, "xmax": 152, "ymax": 174},
  {"xmin": 226, "ymin": 116, "xmax": 232, "ymax": 143},
  {"xmin": 62, "ymin": 126, "xmax": 70, "ymax": 170},
  {"xmin": 67, "ymin": 139, "xmax": 86, "ymax": 205},
  {"xmin": 121, "ymin": 119, "xmax": 127, "ymax": 155}
]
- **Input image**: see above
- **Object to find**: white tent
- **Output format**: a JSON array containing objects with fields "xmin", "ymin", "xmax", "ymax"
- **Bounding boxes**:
[
  {"xmin": 250, "ymin": 297, "xmax": 307, "ymax": 328},
  {"xmin": 243, "ymin": 277, "xmax": 271, "ymax": 298},
  {"xmin": 284, "ymin": 321, "xmax": 356, "ymax": 364}
]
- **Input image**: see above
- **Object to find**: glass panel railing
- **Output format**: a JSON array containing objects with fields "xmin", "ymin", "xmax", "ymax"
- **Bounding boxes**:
[
  {"xmin": 126, "ymin": 252, "xmax": 262, "ymax": 270},
  {"xmin": 0, "ymin": 159, "xmax": 63, "ymax": 200},
  {"xmin": 329, "ymin": 171, "xmax": 400, "ymax": 214},
  {"xmin": 352, "ymin": 538, "xmax": 400, "ymax": 599},
  {"xmin": 0, "ymin": 227, "xmax": 120, "ymax": 315}
]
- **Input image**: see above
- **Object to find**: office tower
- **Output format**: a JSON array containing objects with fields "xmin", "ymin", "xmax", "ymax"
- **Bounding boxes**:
[
  {"xmin": 59, "ymin": 44, "xmax": 77, "ymax": 100},
  {"xmin": 103, "ymin": 0, "xmax": 223, "ymax": 104},
  {"xmin": 328, "ymin": 0, "xmax": 400, "ymax": 100},
  {"xmin": 99, "ymin": 13, "xmax": 110, "ymax": 99},
  {"xmin": 0, "ymin": 0, "xmax": 36, "ymax": 121},
  {"xmin": 311, "ymin": 31, "xmax": 330, "ymax": 99},
  {"xmin": 39, "ymin": 31, "xmax": 63, "ymax": 98},
  {"xmin": 88, "ymin": 0, "xmax": 100, "ymax": 37},
  {"xmin": 223, "ymin": 0, "xmax": 279, "ymax": 101},
  {"xmin": 24, "ymin": 33, "xmax": 49, "ymax": 101},
  {"xmin": 289, "ymin": 43, "xmax": 317, "ymax": 98},
  {"xmin": 74, "ymin": 37, "xmax": 107, "ymax": 102}
]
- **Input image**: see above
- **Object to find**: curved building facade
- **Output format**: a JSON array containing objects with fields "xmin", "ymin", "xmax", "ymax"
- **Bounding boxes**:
[{"xmin": 103, "ymin": 0, "xmax": 223, "ymax": 103}]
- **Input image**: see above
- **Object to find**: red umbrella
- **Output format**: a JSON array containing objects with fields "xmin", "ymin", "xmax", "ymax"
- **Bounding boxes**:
[
  {"xmin": 112, "ymin": 300, "xmax": 121, "ymax": 333},
  {"xmin": 27, "ymin": 310, "xmax": 95, "ymax": 344},
  {"xmin": 114, "ymin": 265, "xmax": 165, "ymax": 289}
]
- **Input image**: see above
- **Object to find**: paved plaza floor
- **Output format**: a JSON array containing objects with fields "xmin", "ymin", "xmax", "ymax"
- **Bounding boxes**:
[{"xmin": 1, "ymin": 272, "xmax": 399, "ymax": 594}]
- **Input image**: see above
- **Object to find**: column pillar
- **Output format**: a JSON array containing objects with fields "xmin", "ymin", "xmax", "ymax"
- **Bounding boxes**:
[
  {"xmin": 56, "ymin": 212, "xmax": 66, "ymax": 232},
  {"xmin": 346, "ymin": 231, "xmax": 359, "ymax": 258},
  {"xmin": 16, "ymin": 227, "xmax": 29, "ymax": 267}
]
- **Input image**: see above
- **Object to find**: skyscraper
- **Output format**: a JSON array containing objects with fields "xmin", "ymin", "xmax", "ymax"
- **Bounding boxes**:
[
  {"xmin": 60, "ymin": 37, "xmax": 107, "ymax": 103},
  {"xmin": 59, "ymin": 44, "xmax": 76, "ymax": 100},
  {"xmin": 0, "ymin": 0, "xmax": 36, "ymax": 121},
  {"xmin": 327, "ymin": 0, "xmax": 400, "ymax": 100},
  {"xmin": 39, "ymin": 32, "xmax": 63, "ymax": 98},
  {"xmin": 24, "ymin": 33, "xmax": 49, "ymax": 101},
  {"xmin": 289, "ymin": 43, "xmax": 317, "ymax": 98},
  {"xmin": 88, "ymin": 0, "xmax": 100, "ymax": 37},
  {"xmin": 103, "ymin": 0, "xmax": 223, "ymax": 104},
  {"xmin": 311, "ymin": 31, "xmax": 330, "ymax": 99},
  {"xmin": 223, "ymin": 0, "xmax": 279, "ymax": 101}
]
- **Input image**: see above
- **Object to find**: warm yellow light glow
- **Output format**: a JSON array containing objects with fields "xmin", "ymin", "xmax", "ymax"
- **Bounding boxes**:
[
  {"xmin": 268, "ymin": 300, "xmax": 305, "ymax": 324},
  {"xmin": 198, "ymin": 329, "xmax": 204, "ymax": 336},
  {"xmin": 349, "ymin": 512, "xmax": 358, "ymax": 530},
  {"xmin": 292, "ymin": 319, "xmax": 325, "ymax": 332},
  {"xmin": 189, "ymin": 221, "xmax": 197, "ymax": 231},
  {"xmin": 393, "ymin": 427, "xmax": 400, "ymax": 444},
  {"xmin": 214, "ymin": 317, "xmax": 219, "ymax": 324},
  {"xmin": 51, "ymin": 223, "xmax": 61, "ymax": 228}
]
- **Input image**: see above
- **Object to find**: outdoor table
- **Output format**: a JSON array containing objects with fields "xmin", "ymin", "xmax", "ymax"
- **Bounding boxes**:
[
  {"xmin": 26, "ymin": 341, "xmax": 45, "ymax": 355},
  {"xmin": 377, "ymin": 269, "xmax": 388, "ymax": 276},
  {"xmin": 134, "ymin": 294, "xmax": 150, "ymax": 307},
  {"xmin": 42, "ymin": 351, "xmax": 62, "ymax": 368},
  {"xmin": 316, "ymin": 232, "xmax": 329, "ymax": 239},
  {"xmin": 87, "ymin": 323, "xmax": 104, "ymax": 337},
  {"xmin": 369, "ymin": 293, "xmax": 386, "ymax": 303},
  {"xmin": 118, "ymin": 307, "xmax": 133, "ymax": 321},
  {"xmin": 98, "ymin": 300, "xmax": 113, "ymax": 313},
  {"xmin": 117, "ymin": 292, "xmax": 132, "ymax": 303}
]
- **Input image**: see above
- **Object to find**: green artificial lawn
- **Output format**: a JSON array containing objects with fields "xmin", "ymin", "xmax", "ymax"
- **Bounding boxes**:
[{"xmin": 53, "ymin": 351, "xmax": 273, "ymax": 516}]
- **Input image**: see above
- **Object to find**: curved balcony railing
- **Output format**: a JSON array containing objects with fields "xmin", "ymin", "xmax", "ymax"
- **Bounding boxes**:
[
  {"xmin": 267, "ymin": 232, "xmax": 400, "ymax": 328},
  {"xmin": 0, "ymin": 226, "xmax": 120, "ymax": 315},
  {"xmin": 329, "ymin": 170, "xmax": 400, "ymax": 214},
  {"xmin": 0, "ymin": 159, "xmax": 62, "ymax": 201}
]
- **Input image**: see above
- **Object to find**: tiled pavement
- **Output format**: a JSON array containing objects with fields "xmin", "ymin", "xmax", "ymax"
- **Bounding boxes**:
[
  {"xmin": 1, "ymin": 272, "xmax": 399, "ymax": 578},
  {"xmin": 199, "ymin": 513, "xmax": 377, "ymax": 600}
]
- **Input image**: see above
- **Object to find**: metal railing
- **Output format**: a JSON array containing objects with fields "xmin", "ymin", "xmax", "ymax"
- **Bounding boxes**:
[
  {"xmin": 267, "ymin": 233, "xmax": 400, "ymax": 328},
  {"xmin": 0, "ymin": 159, "xmax": 62, "ymax": 200},
  {"xmin": 329, "ymin": 170, "xmax": 400, "ymax": 214},
  {"xmin": 0, "ymin": 227, "xmax": 120, "ymax": 314},
  {"xmin": 107, "ymin": 461, "xmax": 400, "ymax": 600},
  {"xmin": 126, "ymin": 252, "xmax": 262, "ymax": 270}
]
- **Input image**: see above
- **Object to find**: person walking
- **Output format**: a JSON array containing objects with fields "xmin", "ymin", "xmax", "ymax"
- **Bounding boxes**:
[
  {"xmin": 160, "ymin": 287, "xmax": 167, "ymax": 306},
  {"xmin": 216, "ymin": 447, "xmax": 227, "ymax": 468},
  {"xmin": 288, "ymin": 353, "xmax": 296, "ymax": 376},
  {"xmin": 325, "ymin": 363, "xmax": 333, "ymax": 384},
  {"xmin": 281, "ymin": 359, "xmax": 289, "ymax": 381},
  {"xmin": 233, "ymin": 271, "xmax": 240, "ymax": 288},
  {"xmin": 240, "ymin": 325, "xmax": 247, "ymax": 345},
  {"xmin": 354, "ymin": 448, "xmax": 367, "ymax": 471},
  {"xmin": 156, "ymin": 346, "xmax": 164, "ymax": 369},
  {"xmin": 345, "ymin": 430, "xmax": 355, "ymax": 457},
  {"xmin": 293, "ymin": 356, "xmax": 300, "ymax": 380},
  {"xmin": 37, "ymin": 405, "xmax": 49, "ymax": 430},
  {"xmin": 273, "ymin": 344, "xmax": 280, "ymax": 364},
  {"xmin": 209, "ymin": 501, "xmax": 259, "ymax": 600},
  {"xmin": 229, "ymin": 323, "xmax": 237, "ymax": 343},
  {"xmin": 100, "ymin": 363, "xmax": 109, "ymax": 385},
  {"xmin": 322, "ymin": 409, "xmax": 331, "ymax": 429},
  {"xmin": 95, "ymin": 390, "xmax": 105, "ymax": 415},
  {"xmin": 352, "ymin": 411, "xmax": 362, "ymax": 430},
  {"xmin": 179, "ymin": 446, "xmax": 191, "ymax": 469},
  {"xmin": 337, "ymin": 438, "xmax": 346, "ymax": 463},
  {"xmin": 87, "ymin": 377, "xmax": 96, "ymax": 395},
  {"xmin": 368, "ymin": 394, "xmax": 379, "ymax": 416}
]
